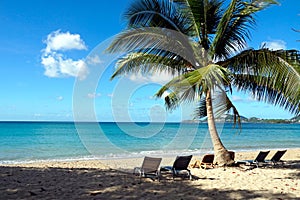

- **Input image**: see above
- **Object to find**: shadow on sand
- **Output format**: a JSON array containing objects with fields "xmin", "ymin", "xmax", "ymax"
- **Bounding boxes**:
[
  {"xmin": 1, "ymin": 162, "xmax": 299, "ymax": 200},
  {"xmin": 269, "ymin": 160, "xmax": 300, "ymax": 180}
]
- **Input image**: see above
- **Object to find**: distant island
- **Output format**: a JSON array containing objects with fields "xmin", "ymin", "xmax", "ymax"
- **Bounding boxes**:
[{"xmin": 183, "ymin": 114, "xmax": 300, "ymax": 124}]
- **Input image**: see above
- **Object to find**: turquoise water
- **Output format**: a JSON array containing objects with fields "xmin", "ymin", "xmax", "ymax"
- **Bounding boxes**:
[{"xmin": 0, "ymin": 122, "xmax": 299, "ymax": 164}]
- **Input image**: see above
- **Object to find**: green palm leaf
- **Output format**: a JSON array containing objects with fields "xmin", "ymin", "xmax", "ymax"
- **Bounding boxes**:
[
  {"xmin": 185, "ymin": 0, "xmax": 223, "ymax": 49},
  {"xmin": 194, "ymin": 92, "xmax": 241, "ymax": 127},
  {"xmin": 106, "ymin": 28, "xmax": 198, "ymax": 67},
  {"xmin": 211, "ymin": 0, "xmax": 278, "ymax": 60},
  {"xmin": 194, "ymin": 97, "xmax": 207, "ymax": 118},
  {"xmin": 124, "ymin": 0, "xmax": 195, "ymax": 35},
  {"xmin": 220, "ymin": 48, "xmax": 300, "ymax": 114},
  {"xmin": 156, "ymin": 64, "xmax": 231, "ymax": 109},
  {"xmin": 110, "ymin": 51, "xmax": 189, "ymax": 79}
]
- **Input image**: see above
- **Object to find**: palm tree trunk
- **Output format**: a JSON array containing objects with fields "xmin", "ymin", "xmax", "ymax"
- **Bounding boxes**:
[{"xmin": 206, "ymin": 90, "xmax": 234, "ymax": 166}]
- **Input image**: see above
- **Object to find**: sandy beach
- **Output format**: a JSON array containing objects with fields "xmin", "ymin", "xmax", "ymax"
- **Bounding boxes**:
[{"xmin": 1, "ymin": 149, "xmax": 299, "ymax": 200}]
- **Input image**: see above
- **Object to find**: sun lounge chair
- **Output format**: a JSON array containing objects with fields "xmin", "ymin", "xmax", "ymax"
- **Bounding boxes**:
[
  {"xmin": 196, "ymin": 154, "xmax": 214, "ymax": 169},
  {"xmin": 236, "ymin": 151, "xmax": 270, "ymax": 168},
  {"xmin": 133, "ymin": 156, "xmax": 162, "ymax": 181},
  {"xmin": 160, "ymin": 155, "xmax": 193, "ymax": 180},
  {"xmin": 267, "ymin": 150, "xmax": 287, "ymax": 165},
  {"xmin": 191, "ymin": 151, "xmax": 235, "ymax": 169},
  {"xmin": 229, "ymin": 151, "xmax": 235, "ymax": 160}
]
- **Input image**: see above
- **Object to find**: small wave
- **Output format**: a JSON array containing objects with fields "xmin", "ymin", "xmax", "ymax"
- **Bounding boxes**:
[
  {"xmin": 0, "ymin": 155, "xmax": 98, "ymax": 165},
  {"xmin": 0, "ymin": 149, "xmax": 213, "ymax": 164},
  {"xmin": 2, "ymin": 146, "xmax": 299, "ymax": 165}
]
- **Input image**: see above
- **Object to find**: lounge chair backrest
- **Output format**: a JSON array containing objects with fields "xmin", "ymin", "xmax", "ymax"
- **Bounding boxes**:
[
  {"xmin": 173, "ymin": 155, "xmax": 192, "ymax": 170},
  {"xmin": 141, "ymin": 156, "xmax": 162, "ymax": 173},
  {"xmin": 228, "ymin": 151, "xmax": 235, "ymax": 160},
  {"xmin": 202, "ymin": 154, "xmax": 214, "ymax": 163},
  {"xmin": 254, "ymin": 151, "xmax": 270, "ymax": 162},
  {"xmin": 271, "ymin": 150, "xmax": 287, "ymax": 162}
]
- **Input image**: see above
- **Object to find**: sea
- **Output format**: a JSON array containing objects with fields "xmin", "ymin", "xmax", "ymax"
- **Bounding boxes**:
[{"xmin": 0, "ymin": 121, "xmax": 299, "ymax": 164}]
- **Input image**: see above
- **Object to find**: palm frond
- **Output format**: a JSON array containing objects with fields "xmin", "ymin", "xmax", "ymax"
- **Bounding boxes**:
[
  {"xmin": 156, "ymin": 64, "xmax": 231, "ymax": 110},
  {"xmin": 194, "ymin": 97, "xmax": 207, "ymax": 119},
  {"xmin": 110, "ymin": 51, "xmax": 189, "ymax": 79},
  {"xmin": 193, "ymin": 90, "xmax": 241, "ymax": 128},
  {"xmin": 124, "ymin": 0, "xmax": 195, "ymax": 35},
  {"xmin": 220, "ymin": 48, "xmax": 300, "ymax": 115},
  {"xmin": 186, "ymin": 0, "xmax": 223, "ymax": 49},
  {"xmin": 213, "ymin": 91, "xmax": 241, "ymax": 128},
  {"xmin": 274, "ymin": 49, "xmax": 300, "ymax": 74},
  {"xmin": 164, "ymin": 92, "xmax": 180, "ymax": 110},
  {"xmin": 106, "ymin": 28, "xmax": 197, "ymax": 67},
  {"xmin": 211, "ymin": 0, "xmax": 278, "ymax": 60}
]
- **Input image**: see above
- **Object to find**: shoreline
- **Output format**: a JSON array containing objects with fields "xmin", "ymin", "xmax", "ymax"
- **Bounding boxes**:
[
  {"xmin": 2, "ymin": 148, "xmax": 299, "ymax": 168},
  {"xmin": 1, "ymin": 147, "xmax": 300, "ymax": 166},
  {"xmin": 1, "ymin": 149, "xmax": 299, "ymax": 199}
]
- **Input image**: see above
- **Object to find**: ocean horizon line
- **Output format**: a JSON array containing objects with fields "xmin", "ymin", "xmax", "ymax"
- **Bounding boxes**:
[
  {"xmin": 0, "ymin": 120, "xmax": 183, "ymax": 124},
  {"xmin": 0, "ymin": 120, "xmax": 298, "ymax": 124}
]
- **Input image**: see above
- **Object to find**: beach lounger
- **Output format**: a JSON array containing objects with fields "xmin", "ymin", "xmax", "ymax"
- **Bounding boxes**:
[
  {"xmin": 191, "ymin": 151, "xmax": 235, "ymax": 169},
  {"xmin": 192, "ymin": 154, "xmax": 214, "ymax": 169},
  {"xmin": 267, "ymin": 150, "xmax": 287, "ymax": 165},
  {"xmin": 229, "ymin": 151, "xmax": 235, "ymax": 160},
  {"xmin": 133, "ymin": 156, "xmax": 162, "ymax": 181},
  {"xmin": 236, "ymin": 151, "xmax": 270, "ymax": 168},
  {"xmin": 201, "ymin": 154, "xmax": 215, "ymax": 169},
  {"xmin": 161, "ymin": 155, "xmax": 193, "ymax": 180}
]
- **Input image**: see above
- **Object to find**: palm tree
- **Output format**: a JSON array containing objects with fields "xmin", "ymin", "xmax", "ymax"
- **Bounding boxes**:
[{"xmin": 107, "ymin": 0, "xmax": 300, "ymax": 166}]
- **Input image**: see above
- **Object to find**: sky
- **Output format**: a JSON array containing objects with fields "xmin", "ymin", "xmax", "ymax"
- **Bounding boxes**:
[{"xmin": 0, "ymin": 0, "xmax": 299, "ymax": 122}]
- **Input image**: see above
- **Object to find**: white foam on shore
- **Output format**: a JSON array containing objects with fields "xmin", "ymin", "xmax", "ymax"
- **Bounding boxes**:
[
  {"xmin": 0, "ymin": 149, "xmax": 210, "ymax": 165},
  {"xmin": 1, "ymin": 147, "xmax": 298, "ymax": 165}
]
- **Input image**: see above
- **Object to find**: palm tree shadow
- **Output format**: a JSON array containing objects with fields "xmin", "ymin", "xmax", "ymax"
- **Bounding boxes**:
[
  {"xmin": 269, "ymin": 160, "xmax": 300, "ymax": 179},
  {"xmin": 0, "ymin": 165, "xmax": 297, "ymax": 199}
]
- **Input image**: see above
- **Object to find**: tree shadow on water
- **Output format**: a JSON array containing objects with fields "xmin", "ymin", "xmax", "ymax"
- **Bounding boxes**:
[{"xmin": 0, "ymin": 166, "xmax": 297, "ymax": 200}]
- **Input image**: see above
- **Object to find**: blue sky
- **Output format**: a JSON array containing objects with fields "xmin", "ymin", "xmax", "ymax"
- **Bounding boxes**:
[{"xmin": 0, "ymin": 0, "xmax": 299, "ymax": 122}]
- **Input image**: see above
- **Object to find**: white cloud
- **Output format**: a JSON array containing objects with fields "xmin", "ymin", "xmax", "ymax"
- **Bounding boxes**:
[
  {"xmin": 58, "ymin": 57, "xmax": 88, "ymax": 79},
  {"xmin": 87, "ymin": 93, "xmax": 101, "ymax": 98},
  {"xmin": 57, "ymin": 96, "xmax": 64, "ymax": 101},
  {"xmin": 231, "ymin": 95, "xmax": 243, "ymax": 102},
  {"xmin": 262, "ymin": 40, "xmax": 286, "ymax": 50},
  {"xmin": 86, "ymin": 55, "xmax": 103, "ymax": 65},
  {"xmin": 41, "ymin": 54, "xmax": 59, "ymax": 77},
  {"xmin": 160, "ymin": 91, "xmax": 170, "ymax": 99},
  {"xmin": 231, "ymin": 95, "xmax": 257, "ymax": 103},
  {"xmin": 41, "ymin": 30, "xmax": 89, "ymax": 80},
  {"xmin": 44, "ymin": 30, "xmax": 87, "ymax": 53},
  {"xmin": 41, "ymin": 53, "xmax": 89, "ymax": 80},
  {"xmin": 253, "ymin": 1, "xmax": 269, "ymax": 7},
  {"xmin": 128, "ymin": 71, "xmax": 175, "ymax": 84}
]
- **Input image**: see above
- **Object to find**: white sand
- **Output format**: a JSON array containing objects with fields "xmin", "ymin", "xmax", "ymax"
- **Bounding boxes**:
[{"xmin": 1, "ymin": 149, "xmax": 299, "ymax": 199}]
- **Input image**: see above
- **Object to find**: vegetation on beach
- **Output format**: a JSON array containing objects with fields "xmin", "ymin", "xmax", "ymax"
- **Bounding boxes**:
[
  {"xmin": 107, "ymin": 0, "xmax": 300, "ymax": 166},
  {"xmin": 183, "ymin": 114, "xmax": 300, "ymax": 123}
]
